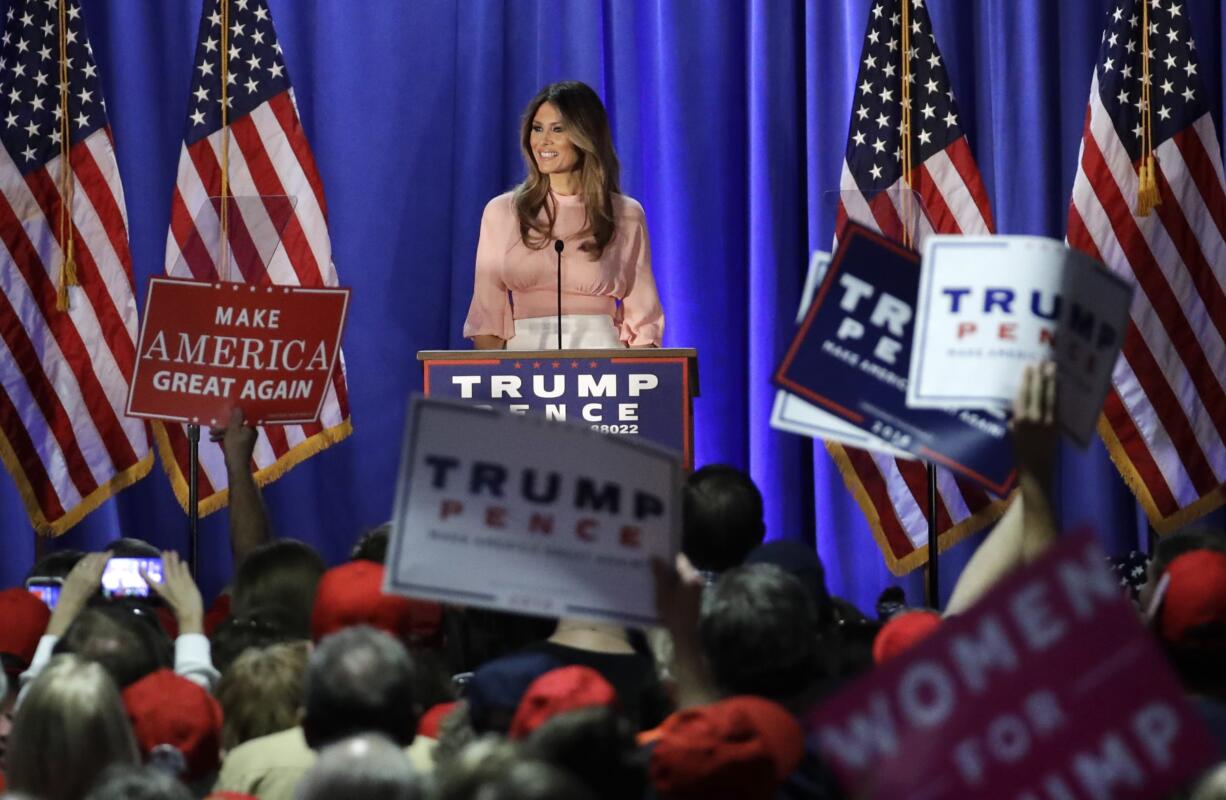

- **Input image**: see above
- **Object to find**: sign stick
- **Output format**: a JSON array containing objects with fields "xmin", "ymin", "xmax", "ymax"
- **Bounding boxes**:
[{"xmin": 187, "ymin": 423, "xmax": 200, "ymax": 579}]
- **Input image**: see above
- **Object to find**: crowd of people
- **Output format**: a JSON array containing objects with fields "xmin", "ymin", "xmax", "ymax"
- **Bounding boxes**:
[{"xmin": 0, "ymin": 365, "xmax": 1223, "ymax": 800}]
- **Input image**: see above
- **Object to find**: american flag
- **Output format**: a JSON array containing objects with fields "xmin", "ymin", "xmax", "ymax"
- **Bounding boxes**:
[
  {"xmin": 1068, "ymin": 0, "xmax": 1226, "ymax": 533},
  {"xmin": 0, "ymin": 0, "xmax": 151, "ymax": 534},
  {"xmin": 827, "ymin": 0, "xmax": 1005, "ymax": 575},
  {"xmin": 154, "ymin": 0, "xmax": 351, "ymax": 515}
]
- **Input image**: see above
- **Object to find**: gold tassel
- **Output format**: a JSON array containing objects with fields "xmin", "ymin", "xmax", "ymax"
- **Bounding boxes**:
[
  {"xmin": 1136, "ymin": 154, "xmax": 1160, "ymax": 216},
  {"xmin": 1134, "ymin": 0, "xmax": 1160, "ymax": 217},
  {"xmin": 56, "ymin": 240, "xmax": 77, "ymax": 311}
]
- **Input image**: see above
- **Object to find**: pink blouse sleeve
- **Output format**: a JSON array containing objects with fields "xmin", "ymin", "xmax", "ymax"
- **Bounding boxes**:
[
  {"xmin": 619, "ymin": 203, "xmax": 664, "ymax": 347},
  {"xmin": 462, "ymin": 199, "xmax": 515, "ymax": 341}
]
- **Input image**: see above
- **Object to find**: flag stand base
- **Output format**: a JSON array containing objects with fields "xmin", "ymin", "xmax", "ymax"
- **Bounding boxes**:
[{"xmin": 187, "ymin": 423, "xmax": 200, "ymax": 580}]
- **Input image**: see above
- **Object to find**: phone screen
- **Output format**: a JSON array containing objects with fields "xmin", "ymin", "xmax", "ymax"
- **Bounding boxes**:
[
  {"xmin": 27, "ymin": 582, "xmax": 61, "ymax": 609},
  {"xmin": 101, "ymin": 557, "xmax": 162, "ymax": 598}
]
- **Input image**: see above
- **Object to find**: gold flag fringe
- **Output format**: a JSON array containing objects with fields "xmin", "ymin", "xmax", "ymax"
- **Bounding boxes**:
[
  {"xmin": 824, "ymin": 441, "xmax": 1010, "ymax": 575},
  {"xmin": 1096, "ymin": 415, "xmax": 1225, "ymax": 535},
  {"xmin": 0, "ymin": 427, "xmax": 153, "ymax": 537},
  {"xmin": 152, "ymin": 419, "xmax": 353, "ymax": 517}
]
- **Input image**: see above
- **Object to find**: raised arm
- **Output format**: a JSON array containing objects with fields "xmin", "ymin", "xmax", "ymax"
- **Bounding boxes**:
[
  {"xmin": 945, "ymin": 362, "xmax": 1060, "ymax": 616},
  {"xmin": 652, "ymin": 554, "xmax": 719, "ymax": 709},
  {"xmin": 210, "ymin": 408, "xmax": 271, "ymax": 564}
]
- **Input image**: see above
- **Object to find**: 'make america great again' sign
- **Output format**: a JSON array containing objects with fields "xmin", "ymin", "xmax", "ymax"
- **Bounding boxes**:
[{"xmin": 126, "ymin": 278, "xmax": 349, "ymax": 426}]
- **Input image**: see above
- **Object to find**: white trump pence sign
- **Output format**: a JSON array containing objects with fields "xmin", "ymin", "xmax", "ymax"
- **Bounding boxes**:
[
  {"xmin": 907, "ymin": 236, "xmax": 1133, "ymax": 445},
  {"xmin": 385, "ymin": 397, "xmax": 682, "ymax": 625}
]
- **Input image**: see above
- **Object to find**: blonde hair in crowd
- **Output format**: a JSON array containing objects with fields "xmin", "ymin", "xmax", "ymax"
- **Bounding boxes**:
[
  {"xmin": 7, "ymin": 655, "xmax": 140, "ymax": 800},
  {"xmin": 216, "ymin": 640, "xmax": 310, "ymax": 751},
  {"xmin": 513, "ymin": 81, "xmax": 621, "ymax": 258}
]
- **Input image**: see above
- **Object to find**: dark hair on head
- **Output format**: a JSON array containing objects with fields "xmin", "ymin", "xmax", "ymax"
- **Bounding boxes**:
[
  {"xmin": 699, "ymin": 564, "xmax": 821, "ymax": 703},
  {"xmin": 682, "ymin": 464, "xmax": 766, "ymax": 573},
  {"xmin": 54, "ymin": 605, "xmax": 172, "ymax": 688},
  {"xmin": 525, "ymin": 707, "xmax": 646, "ymax": 800},
  {"xmin": 1152, "ymin": 526, "xmax": 1226, "ymax": 577},
  {"xmin": 513, "ymin": 80, "xmax": 620, "ymax": 257},
  {"xmin": 350, "ymin": 523, "xmax": 392, "ymax": 564},
  {"xmin": 302, "ymin": 626, "xmax": 419, "ymax": 750},
  {"xmin": 26, "ymin": 549, "xmax": 86, "ymax": 581},
  {"xmin": 477, "ymin": 761, "xmax": 597, "ymax": 800},
  {"xmin": 745, "ymin": 539, "xmax": 834, "ymax": 628},
  {"xmin": 232, "ymin": 539, "xmax": 326, "ymax": 638},
  {"xmin": 434, "ymin": 738, "xmax": 595, "ymax": 800},
  {"xmin": 83, "ymin": 764, "xmax": 193, "ymax": 800},
  {"xmin": 105, "ymin": 538, "xmax": 163, "ymax": 558},
  {"xmin": 209, "ymin": 605, "xmax": 300, "ymax": 675}
]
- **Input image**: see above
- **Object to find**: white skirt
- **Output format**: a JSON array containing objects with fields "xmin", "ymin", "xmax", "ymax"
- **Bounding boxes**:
[{"xmin": 506, "ymin": 314, "xmax": 623, "ymax": 350}]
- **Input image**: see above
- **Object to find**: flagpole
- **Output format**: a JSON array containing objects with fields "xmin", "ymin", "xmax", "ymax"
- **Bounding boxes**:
[
  {"xmin": 925, "ymin": 464, "xmax": 938, "ymax": 608},
  {"xmin": 899, "ymin": 0, "xmax": 939, "ymax": 608}
]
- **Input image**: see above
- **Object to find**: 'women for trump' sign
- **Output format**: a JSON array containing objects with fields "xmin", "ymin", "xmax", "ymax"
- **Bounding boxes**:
[{"xmin": 807, "ymin": 533, "xmax": 1217, "ymax": 799}]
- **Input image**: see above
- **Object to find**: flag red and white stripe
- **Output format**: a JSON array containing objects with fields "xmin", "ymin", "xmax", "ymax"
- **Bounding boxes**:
[
  {"xmin": 0, "ymin": 0, "xmax": 151, "ymax": 534},
  {"xmin": 827, "ymin": 0, "xmax": 1005, "ymax": 574},
  {"xmin": 1068, "ymin": 0, "xmax": 1226, "ymax": 532},
  {"xmin": 154, "ymin": 0, "xmax": 351, "ymax": 515}
]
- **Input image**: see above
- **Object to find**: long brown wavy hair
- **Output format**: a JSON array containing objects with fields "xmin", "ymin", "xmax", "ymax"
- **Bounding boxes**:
[{"xmin": 513, "ymin": 81, "xmax": 621, "ymax": 257}]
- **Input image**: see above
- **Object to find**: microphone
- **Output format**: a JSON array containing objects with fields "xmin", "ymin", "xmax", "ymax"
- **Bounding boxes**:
[{"xmin": 554, "ymin": 239, "xmax": 565, "ymax": 350}]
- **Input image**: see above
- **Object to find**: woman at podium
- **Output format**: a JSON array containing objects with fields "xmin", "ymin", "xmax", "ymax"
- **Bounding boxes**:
[{"xmin": 464, "ymin": 81, "xmax": 664, "ymax": 351}]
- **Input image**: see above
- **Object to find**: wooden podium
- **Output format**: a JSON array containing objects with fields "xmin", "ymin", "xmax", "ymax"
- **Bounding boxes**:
[{"xmin": 417, "ymin": 348, "xmax": 698, "ymax": 467}]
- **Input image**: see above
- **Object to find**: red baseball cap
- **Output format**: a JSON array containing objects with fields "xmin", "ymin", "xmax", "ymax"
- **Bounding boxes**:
[
  {"xmin": 0, "ymin": 588, "xmax": 50, "ymax": 673},
  {"xmin": 203, "ymin": 592, "xmax": 232, "ymax": 637},
  {"xmin": 1158, "ymin": 549, "xmax": 1226, "ymax": 646},
  {"xmin": 650, "ymin": 696, "xmax": 804, "ymax": 800},
  {"xmin": 509, "ymin": 665, "xmax": 618, "ymax": 740},
  {"xmin": 417, "ymin": 700, "xmax": 458, "ymax": 739},
  {"xmin": 872, "ymin": 609, "xmax": 942, "ymax": 664},
  {"xmin": 123, "ymin": 669, "xmax": 223, "ymax": 781},
  {"xmin": 310, "ymin": 561, "xmax": 443, "ymax": 645}
]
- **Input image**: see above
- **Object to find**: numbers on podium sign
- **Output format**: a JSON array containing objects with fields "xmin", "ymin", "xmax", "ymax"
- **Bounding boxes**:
[
  {"xmin": 870, "ymin": 420, "xmax": 913, "ymax": 449},
  {"xmin": 506, "ymin": 594, "xmax": 556, "ymax": 614},
  {"xmin": 590, "ymin": 424, "xmax": 639, "ymax": 435}
]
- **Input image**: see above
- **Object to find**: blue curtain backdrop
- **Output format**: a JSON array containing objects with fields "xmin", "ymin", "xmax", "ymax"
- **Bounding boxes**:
[{"xmin": 2, "ymin": 0, "xmax": 1225, "ymax": 611}]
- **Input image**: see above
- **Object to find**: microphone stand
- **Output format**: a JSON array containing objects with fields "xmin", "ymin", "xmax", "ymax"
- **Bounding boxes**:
[{"xmin": 554, "ymin": 239, "xmax": 565, "ymax": 350}]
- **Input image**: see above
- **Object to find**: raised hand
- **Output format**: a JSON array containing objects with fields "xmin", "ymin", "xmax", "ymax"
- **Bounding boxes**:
[
  {"xmin": 142, "ymin": 551, "xmax": 204, "ymax": 635},
  {"xmin": 209, "ymin": 407, "xmax": 257, "ymax": 472},
  {"xmin": 46, "ymin": 552, "xmax": 110, "ymax": 637},
  {"xmin": 1011, "ymin": 361, "xmax": 1060, "ymax": 486}
]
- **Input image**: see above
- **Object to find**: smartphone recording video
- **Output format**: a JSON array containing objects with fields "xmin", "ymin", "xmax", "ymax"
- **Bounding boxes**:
[
  {"xmin": 25, "ymin": 578, "xmax": 62, "ymax": 610},
  {"xmin": 101, "ymin": 557, "xmax": 163, "ymax": 598}
]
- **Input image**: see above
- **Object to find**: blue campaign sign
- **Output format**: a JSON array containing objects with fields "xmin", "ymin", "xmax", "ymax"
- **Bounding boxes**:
[
  {"xmin": 422, "ymin": 352, "xmax": 693, "ymax": 467},
  {"xmin": 774, "ymin": 224, "xmax": 1016, "ymax": 495}
]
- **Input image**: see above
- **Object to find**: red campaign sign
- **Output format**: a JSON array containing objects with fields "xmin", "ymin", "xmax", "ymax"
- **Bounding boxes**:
[
  {"xmin": 807, "ymin": 533, "xmax": 1218, "ymax": 800},
  {"xmin": 126, "ymin": 277, "xmax": 349, "ymax": 426}
]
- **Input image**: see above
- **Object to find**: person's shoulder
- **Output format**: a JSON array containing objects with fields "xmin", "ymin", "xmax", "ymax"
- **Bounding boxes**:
[
  {"xmin": 610, "ymin": 194, "xmax": 647, "ymax": 226},
  {"xmin": 223, "ymin": 726, "xmax": 313, "ymax": 767},
  {"xmin": 483, "ymin": 191, "xmax": 517, "ymax": 217},
  {"xmin": 612, "ymin": 193, "xmax": 646, "ymax": 219}
]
